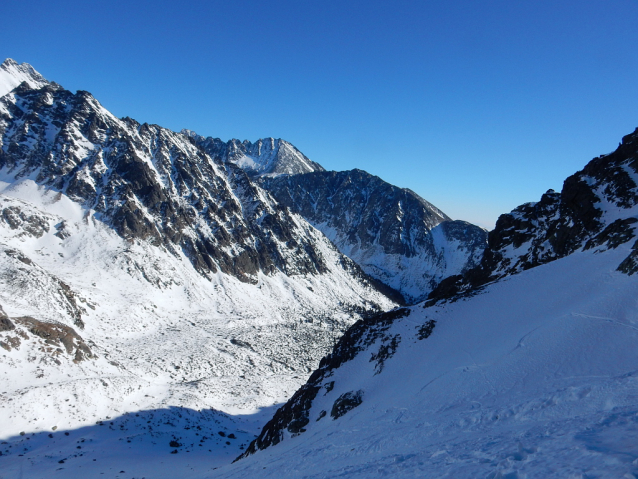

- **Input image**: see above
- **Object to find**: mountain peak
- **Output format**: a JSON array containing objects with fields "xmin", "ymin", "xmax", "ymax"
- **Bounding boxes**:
[
  {"xmin": 185, "ymin": 132, "xmax": 325, "ymax": 178},
  {"xmin": 1, "ymin": 58, "xmax": 18, "ymax": 67},
  {"xmin": 0, "ymin": 58, "xmax": 49, "ymax": 98}
]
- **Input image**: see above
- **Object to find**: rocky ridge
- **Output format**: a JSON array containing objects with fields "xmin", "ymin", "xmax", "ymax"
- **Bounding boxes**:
[
  {"xmin": 184, "ymin": 130, "xmax": 324, "ymax": 178},
  {"xmin": 427, "ymin": 127, "xmax": 638, "ymax": 304},
  {"xmin": 261, "ymin": 169, "xmax": 487, "ymax": 302}
]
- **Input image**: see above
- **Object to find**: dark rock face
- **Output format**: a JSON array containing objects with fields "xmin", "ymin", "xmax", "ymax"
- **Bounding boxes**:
[
  {"xmin": 1, "ymin": 204, "xmax": 50, "ymax": 237},
  {"xmin": 330, "ymin": 390, "xmax": 363, "ymax": 419},
  {"xmin": 261, "ymin": 170, "xmax": 487, "ymax": 302},
  {"xmin": 0, "ymin": 83, "xmax": 361, "ymax": 284},
  {"xmin": 416, "ymin": 319, "xmax": 436, "ymax": 340},
  {"xmin": 617, "ymin": 239, "xmax": 638, "ymax": 275},
  {"xmin": 263, "ymin": 170, "xmax": 449, "ymax": 256},
  {"xmin": 236, "ymin": 308, "xmax": 411, "ymax": 460},
  {"xmin": 427, "ymin": 128, "xmax": 638, "ymax": 304},
  {"xmin": 0, "ymin": 313, "xmax": 93, "ymax": 361}
]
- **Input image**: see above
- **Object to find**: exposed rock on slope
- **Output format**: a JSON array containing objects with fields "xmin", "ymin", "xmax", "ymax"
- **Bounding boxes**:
[
  {"xmin": 262, "ymin": 169, "xmax": 487, "ymax": 302},
  {"xmin": 1, "ymin": 314, "xmax": 93, "ymax": 362},
  {"xmin": 428, "ymin": 127, "xmax": 638, "ymax": 304},
  {"xmin": 0, "ymin": 303, "xmax": 14, "ymax": 331}
]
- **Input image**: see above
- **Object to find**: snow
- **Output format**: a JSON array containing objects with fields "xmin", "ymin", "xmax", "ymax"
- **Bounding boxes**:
[
  {"xmin": 233, "ymin": 154, "xmax": 259, "ymax": 171},
  {"xmin": 216, "ymin": 244, "xmax": 638, "ymax": 478},
  {"xmin": 0, "ymin": 58, "xmax": 48, "ymax": 98}
]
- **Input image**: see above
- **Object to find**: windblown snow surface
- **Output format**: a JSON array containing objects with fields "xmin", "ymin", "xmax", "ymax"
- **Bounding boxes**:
[{"xmin": 220, "ymin": 242, "xmax": 638, "ymax": 478}]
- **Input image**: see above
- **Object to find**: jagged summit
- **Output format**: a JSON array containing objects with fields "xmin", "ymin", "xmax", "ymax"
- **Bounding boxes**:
[
  {"xmin": 0, "ymin": 58, "xmax": 49, "ymax": 97},
  {"xmin": 182, "ymin": 129, "xmax": 325, "ymax": 178}
]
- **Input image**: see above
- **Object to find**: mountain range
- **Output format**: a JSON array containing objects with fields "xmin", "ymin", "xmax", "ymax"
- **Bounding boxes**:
[
  {"xmin": 0, "ymin": 58, "xmax": 485, "ymax": 476},
  {"xmin": 1, "ymin": 58, "xmax": 636, "ymax": 478}
]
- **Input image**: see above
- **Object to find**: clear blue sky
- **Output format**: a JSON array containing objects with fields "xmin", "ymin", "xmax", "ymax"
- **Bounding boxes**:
[{"xmin": 3, "ymin": 0, "xmax": 638, "ymax": 228}]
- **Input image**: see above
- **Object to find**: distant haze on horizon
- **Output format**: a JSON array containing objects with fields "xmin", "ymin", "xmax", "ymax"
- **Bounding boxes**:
[{"xmin": 3, "ymin": 0, "xmax": 638, "ymax": 230}]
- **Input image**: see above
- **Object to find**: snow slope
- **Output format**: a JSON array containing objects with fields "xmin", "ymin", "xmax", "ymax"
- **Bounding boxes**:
[
  {"xmin": 224, "ymin": 129, "xmax": 638, "ymax": 478},
  {"xmin": 222, "ymin": 237, "xmax": 638, "ymax": 478}
]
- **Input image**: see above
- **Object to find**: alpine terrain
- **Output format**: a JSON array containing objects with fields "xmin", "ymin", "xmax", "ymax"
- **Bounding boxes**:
[
  {"xmin": 226, "ymin": 128, "xmax": 638, "ymax": 478},
  {"xmin": 0, "ymin": 59, "xmax": 486, "ymax": 477},
  {"xmin": 260, "ymin": 170, "xmax": 486, "ymax": 303},
  {"xmin": 185, "ymin": 130, "xmax": 488, "ymax": 303}
]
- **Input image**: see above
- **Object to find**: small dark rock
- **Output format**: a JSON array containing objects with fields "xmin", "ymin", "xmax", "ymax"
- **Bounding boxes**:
[
  {"xmin": 417, "ymin": 320, "xmax": 436, "ymax": 340},
  {"xmin": 331, "ymin": 390, "xmax": 364, "ymax": 419}
]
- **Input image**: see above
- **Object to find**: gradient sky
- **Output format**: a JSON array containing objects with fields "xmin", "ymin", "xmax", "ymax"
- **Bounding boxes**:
[{"xmin": 3, "ymin": 0, "xmax": 638, "ymax": 228}]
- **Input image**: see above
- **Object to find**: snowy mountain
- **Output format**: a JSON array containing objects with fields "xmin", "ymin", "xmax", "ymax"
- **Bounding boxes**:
[
  {"xmin": 182, "ymin": 129, "xmax": 488, "ymax": 303},
  {"xmin": 227, "ymin": 129, "xmax": 638, "ymax": 478},
  {"xmin": 0, "ymin": 79, "xmax": 343, "ymax": 283},
  {"xmin": 0, "ymin": 58, "xmax": 49, "ymax": 98},
  {"xmin": 0, "ymin": 59, "xmax": 401, "ymax": 476},
  {"xmin": 261, "ymin": 169, "xmax": 487, "ymax": 303},
  {"xmin": 183, "ymin": 131, "xmax": 324, "ymax": 178}
]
